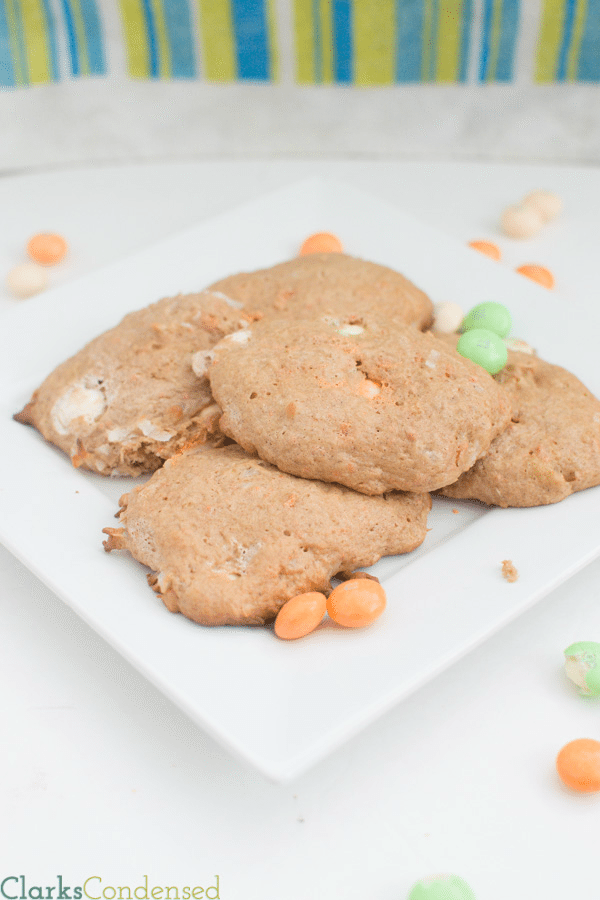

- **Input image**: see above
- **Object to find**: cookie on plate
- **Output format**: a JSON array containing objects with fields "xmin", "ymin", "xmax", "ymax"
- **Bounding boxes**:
[
  {"xmin": 208, "ymin": 315, "xmax": 512, "ymax": 495},
  {"xmin": 208, "ymin": 253, "xmax": 434, "ymax": 329},
  {"xmin": 102, "ymin": 444, "xmax": 431, "ymax": 626},
  {"xmin": 439, "ymin": 346, "xmax": 600, "ymax": 507},
  {"xmin": 14, "ymin": 291, "xmax": 256, "ymax": 476}
]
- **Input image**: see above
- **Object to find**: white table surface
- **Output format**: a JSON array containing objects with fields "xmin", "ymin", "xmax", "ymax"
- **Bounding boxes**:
[{"xmin": 1, "ymin": 160, "xmax": 600, "ymax": 900}]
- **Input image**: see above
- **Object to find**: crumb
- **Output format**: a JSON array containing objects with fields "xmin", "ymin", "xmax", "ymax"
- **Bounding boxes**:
[
  {"xmin": 452, "ymin": 508, "xmax": 458, "ymax": 514},
  {"xmin": 501, "ymin": 559, "xmax": 518, "ymax": 583}
]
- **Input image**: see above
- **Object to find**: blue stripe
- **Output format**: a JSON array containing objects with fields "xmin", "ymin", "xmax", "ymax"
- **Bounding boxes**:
[
  {"xmin": 40, "ymin": 0, "xmax": 59, "ymax": 78},
  {"xmin": 395, "ymin": 0, "xmax": 424, "ymax": 81},
  {"xmin": 312, "ymin": 0, "xmax": 322, "ymax": 82},
  {"xmin": 61, "ymin": 0, "xmax": 79, "ymax": 75},
  {"xmin": 231, "ymin": 0, "xmax": 270, "ymax": 79},
  {"xmin": 458, "ymin": 0, "xmax": 472, "ymax": 81},
  {"xmin": 80, "ymin": 0, "xmax": 106, "ymax": 74},
  {"xmin": 140, "ymin": 0, "xmax": 159, "ymax": 77},
  {"xmin": 495, "ymin": 0, "xmax": 519, "ymax": 81},
  {"xmin": 556, "ymin": 0, "xmax": 577, "ymax": 80},
  {"xmin": 576, "ymin": 0, "xmax": 600, "ymax": 80},
  {"xmin": 163, "ymin": 0, "xmax": 195, "ymax": 77},
  {"xmin": 0, "ymin": 0, "xmax": 16, "ymax": 85},
  {"xmin": 478, "ymin": 0, "xmax": 493, "ymax": 80},
  {"xmin": 332, "ymin": 0, "xmax": 351, "ymax": 82}
]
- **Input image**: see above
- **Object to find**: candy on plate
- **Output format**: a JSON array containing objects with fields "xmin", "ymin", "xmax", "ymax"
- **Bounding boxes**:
[
  {"xmin": 407, "ymin": 874, "xmax": 476, "ymax": 900},
  {"xmin": 274, "ymin": 592, "xmax": 327, "ymax": 640},
  {"xmin": 6, "ymin": 262, "xmax": 49, "ymax": 298},
  {"xmin": 27, "ymin": 232, "xmax": 68, "ymax": 266},
  {"xmin": 299, "ymin": 232, "xmax": 343, "ymax": 255},
  {"xmin": 556, "ymin": 738, "xmax": 600, "ymax": 792},
  {"xmin": 564, "ymin": 641, "xmax": 600, "ymax": 697},
  {"xmin": 515, "ymin": 263, "xmax": 555, "ymax": 289},
  {"xmin": 326, "ymin": 579, "xmax": 387, "ymax": 628},
  {"xmin": 467, "ymin": 239, "xmax": 501, "ymax": 260}
]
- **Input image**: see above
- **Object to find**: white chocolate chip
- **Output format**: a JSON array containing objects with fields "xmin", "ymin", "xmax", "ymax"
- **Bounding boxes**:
[
  {"xmin": 191, "ymin": 349, "xmax": 215, "ymax": 377},
  {"xmin": 425, "ymin": 349, "xmax": 440, "ymax": 369},
  {"xmin": 358, "ymin": 379, "xmax": 381, "ymax": 399},
  {"xmin": 6, "ymin": 263, "xmax": 49, "ymax": 298},
  {"xmin": 137, "ymin": 419, "xmax": 174, "ymax": 442},
  {"xmin": 227, "ymin": 329, "xmax": 252, "ymax": 344},
  {"xmin": 432, "ymin": 301, "xmax": 464, "ymax": 334},
  {"xmin": 206, "ymin": 290, "xmax": 244, "ymax": 309},
  {"xmin": 338, "ymin": 324, "xmax": 364, "ymax": 336},
  {"xmin": 51, "ymin": 384, "xmax": 106, "ymax": 435},
  {"xmin": 504, "ymin": 337, "xmax": 536, "ymax": 355}
]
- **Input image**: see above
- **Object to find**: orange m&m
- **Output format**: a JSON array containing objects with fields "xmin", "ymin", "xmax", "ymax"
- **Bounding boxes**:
[
  {"xmin": 468, "ymin": 240, "xmax": 501, "ymax": 261},
  {"xmin": 326, "ymin": 578, "xmax": 386, "ymax": 628},
  {"xmin": 299, "ymin": 232, "xmax": 343, "ymax": 256},
  {"xmin": 556, "ymin": 738, "xmax": 600, "ymax": 793},
  {"xmin": 274, "ymin": 591, "xmax": 327, "ymax": 640},
  {"xmin": 27, "ymin": 232, "xmax": 68, "ymax": 266},
  {"xmin": 515, "ymin": 264, "xmax": 555, "ymax": 289}
]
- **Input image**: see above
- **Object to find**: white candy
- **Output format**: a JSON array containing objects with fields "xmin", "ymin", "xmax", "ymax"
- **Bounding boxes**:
[
  {"xmin": 500, "ymin": 204, "xmax": 544, "ymax": 239},
  {"xmin": 503, "ymin": 337, "xmax": 535, "ymax": 355},
  {"xmin": 432, "ymin": 301, "xmax": 464, "ymax": 334},
  {"xmin": 523, "ymin": 189, "xmax": 562, "ymax": 223},
  {"xmin": 6, "ymin": 262, "xmax": 49, "ymax": 298}
]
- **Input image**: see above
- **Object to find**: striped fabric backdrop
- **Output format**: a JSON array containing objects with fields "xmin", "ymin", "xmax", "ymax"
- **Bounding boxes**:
[{"xmin": 1, "ymin": 0, "xmax": 600, "ymax": 87}]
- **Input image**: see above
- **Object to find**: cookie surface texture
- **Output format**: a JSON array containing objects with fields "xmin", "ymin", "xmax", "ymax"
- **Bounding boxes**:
[
  {"xmin": 209, "ymin": 317, "xmax": 512, "ymax": 494},
  {"xmin": 102, "ymin": 445, "xmax": 432, "ymax": 626},
  {"xmin": 439, "ymin": 347, "xmax": 600, "ymax": 507},
  {"xmin": 14, "ymin": 292, "xmax": 254, "ymax": 475},
  {"xmin": 208, "ymin": 253, "xmax": 434, "ymax": 330}
]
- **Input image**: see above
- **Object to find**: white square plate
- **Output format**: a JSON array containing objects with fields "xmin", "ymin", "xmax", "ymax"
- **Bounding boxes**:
[{"xmin": 2, "ymin": 178, "xmax": 600, "ymax": 782}]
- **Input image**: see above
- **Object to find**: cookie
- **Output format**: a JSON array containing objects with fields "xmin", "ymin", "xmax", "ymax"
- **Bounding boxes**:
[
  {"xmin": 14, "ymin": 291, "xmax": 256, "ymax": 476},
  {"xmin": 208, "ymin": 253, "xmax": 434, "ymax": 329},
  {"xmin": 102, "ymin": 444, "xmax": 431, "ymax": 626},
  {"xmin": 438, "ymin": 344, "xmax": 600, "ymax": 507},
  {"xmin": 208, "ymin": 316, "xmax": 512, "ymax": 494}
]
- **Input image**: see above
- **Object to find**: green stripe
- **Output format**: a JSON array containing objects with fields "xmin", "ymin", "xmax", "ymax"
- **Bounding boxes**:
[
  {"xmin": 198, "ymin": 0, "xmax": 235, "ymax": 80},
  {"xmin": 422, "ymin": 0, "xmax": 435, "ymax": 80},
  {"xmin": 436, "ymin": 0, "xmax": 463, "ymax": 81},
  {"xmin": 536, "ymin": 0, "xmax": 565, "ymax": 81},
  {"xmin": 119, "ymin": 0, "xmax": 149, "ymax": 77},
  {"xmin": 319, "ymin": 0, "xmax": 332, "ymax": 82},
  {"xmin": 485, "ymin": 0, "xmax": 503, "ymax": 81},
  {"xmin": 294, "ymin": 0, "xmax": 315, "ymax": 82},
  {"xmin": 354, "ymin": 0, "xmax": 395, "ymax": 85},
  {"xmin": 567, "ymin": 0, "xmax": 587, "ymax": 79},
  {"xmin": 21, "ymin": 0, "xmax": 51, "ymax": 82},
  {"xmin": 5, "ymin": 0, "xmax": 26, "ymax": 83}
]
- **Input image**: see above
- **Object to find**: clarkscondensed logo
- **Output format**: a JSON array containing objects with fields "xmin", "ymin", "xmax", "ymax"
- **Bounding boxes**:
[{"xmin": 0, "ymin": 878, "xmax": 220, "ymax": 900}]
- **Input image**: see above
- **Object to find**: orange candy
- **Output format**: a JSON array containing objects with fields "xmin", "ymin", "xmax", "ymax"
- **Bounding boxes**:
[
  {"xmin": 515, "ymin": 263, "xmax": 555, "ymax": 289},
  {"xmin": 556, "ymin": 738, "xmax": 600, "ymax": 793},
  {"xmin": 299, "ymin": 232, "xmax": 343, "ymax": 256},
  {"xmin": 274, "ymin": 591, "xmax": 327, "ymax": 640},
  {"xmin": 27, "ymin": 232, "xmax": 68, "ymax": 266},
  {"xmin": 468, "ymin": 240, "xmax": 502, "ymax": 261},
  {"xmin": 326, "ymin": 579, "xmax": 386, "ymax": 628}
]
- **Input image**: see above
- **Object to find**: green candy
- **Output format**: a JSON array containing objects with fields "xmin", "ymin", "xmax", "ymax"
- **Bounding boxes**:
[
  {"xmin": 461, "ymin": 302, "xmax": 512, "ymax": 338},
  {"xmin": 456, "ymin": 328, "xmax": 508, "ymax": 375},
  {"xmin": 564, "ymin": 641, "xmax": 600, "ymax": 698},
  {"xmin": 408, "ymin": 874, "xmax": 476, "ymax": 900}
]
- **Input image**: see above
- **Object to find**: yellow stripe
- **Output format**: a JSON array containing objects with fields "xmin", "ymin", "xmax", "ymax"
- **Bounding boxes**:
[
  {"xmin": 149, "ymin": 0, "xmax": 171, "ymax": 77},
  {"xmin": 484, "ymin": 0, "xmax": 503, "ymax": 82},
  {"xmin": 70, "ymin": 0, "xmax": 90, "ymax": 75},
  {"xmin": 436, "ymin": 0, "xmax": 463, "ymax": 82},
  {"xmin": 319, "ymin": 0, "xmax": 333, "ymax": 83},
  {"xmin": 422, "ymin": 0, "xmax": 434, "ymax": 80},
  {"xmin": 119, "ymin": 0, "xmax": 149, "ymax": 77},
  {"xmin": 5, "ymin": 0, "xmax": 26, "ymax": 84},
  {"xmin": 567, "ymin": 0, "xmax": 587, "ymax": 80},
  {"xmin": 266, "ymin": 0, "xmax": 278, "ymax": 80},
  {"xmin": 294, "ymin": 0, "xmax": 315, "ymax": 82},
  {"xmin": 21, "ymin": 0, "xmax": 51, "ymax": 83},
  {"xmin": 535, "ymin": 0, "xmax": 565, "ymax": 82},
  {"xmin": 198, "ymin": 0, "xmax": 235, "ymax": 80},
  {"xmin": 354, "ymin": 0, "xmax": 395, "ymax": 85}
]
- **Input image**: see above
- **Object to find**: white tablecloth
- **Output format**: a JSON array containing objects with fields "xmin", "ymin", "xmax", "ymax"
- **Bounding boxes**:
[{"xmin": 1, "ymin": 160, "xmax": 599, "ymax": 899}]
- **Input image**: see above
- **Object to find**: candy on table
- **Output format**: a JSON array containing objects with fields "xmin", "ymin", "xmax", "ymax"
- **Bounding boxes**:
[
  {"xmin": 326, "ymin": 578, "xmax": 387, "ymax": 628},
  {"xmin": 274, "ymin": 591, "xmax": 327, "ymax": 640},
  {"xmin": 27, "ymin": 232, "xmax": 68, "ymax": 265},
  {"xmin": 500, "ymin": 189, "xmax": 561, "ymax": 238},
  {"xmin": 556, "ymin": 738, "xmax": 600, "ymax": 793},
  {"xmin": 564, "ymin": 641, "xmax": 600, "ymax": 698},
  {"xmin": 461, "ymin": 301, "xmax": 512, "ymax": 338},
  {"xmin": 503, "ymin": 337, "xmax": 535, "ymax": 355},
  {"xmin": 456, "ymin": 328, "xmax": 508, "ymax": 375},
  {"xmin": 5, "ymin": 262, "xmax": 49, "ymax": 298},
  {"xmin": 407, "ymin": 873, "xmax": 476, "ymax": 900},
  {"xmin": 467, "ymin": 239, "xmax": 501, "ymax": 260},
  {"xmin": 515, "ymin": 263, "xmax": 555, "ymax": 289},
  {"xmin": 432, "ymin": 301, "xmax": 464, "ymax": 334},
  {"xmin": 299, "ymin": 232, "xmax": 343, "ymax": 255}
]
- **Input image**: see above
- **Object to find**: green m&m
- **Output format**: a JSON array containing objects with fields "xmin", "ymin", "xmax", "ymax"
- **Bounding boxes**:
[
  {"xmin": 456, "ymin": 328, "xmax": 508, "ymax": 375},
  {"xmin": 461, "ymin": 301, "xmax": 512, "ymax": 338},
  {"xmin": 407, "ymin": 874, "xmax": 477, "ymax": 900},
  {"xmin": 564, "ymin": 641, "xmax": 600, "ymax": 698}
]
